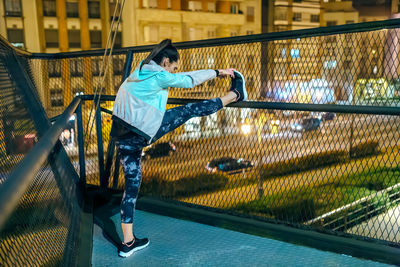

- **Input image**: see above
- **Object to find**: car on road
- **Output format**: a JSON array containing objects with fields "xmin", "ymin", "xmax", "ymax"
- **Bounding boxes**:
[
  {"xmin": 142, "ymin": 141, "xmax": 176, "ymax": 160},
  {"xmin": 291, "ymin": 117, "xmax": 321, "ymax": 132},
  {"xmin": 317, "ymin": 112, "xmax": 336, "ymax": 121},
  {"xmin": 205, "ymin": 157, "xmax": 253, "ymax": 174}
]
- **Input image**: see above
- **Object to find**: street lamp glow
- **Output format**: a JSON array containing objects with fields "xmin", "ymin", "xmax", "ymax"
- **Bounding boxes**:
[{"xmin": 241, "ymin": 124, "xmax": 251, "ymax": 135}]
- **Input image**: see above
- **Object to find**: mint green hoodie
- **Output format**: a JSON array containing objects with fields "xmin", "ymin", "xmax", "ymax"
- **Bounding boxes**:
[{"xmin": 112, "ymin": 60, "xmax": 217, "ymax": 143}]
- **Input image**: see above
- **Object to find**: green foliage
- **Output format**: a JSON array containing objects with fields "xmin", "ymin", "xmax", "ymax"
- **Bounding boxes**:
[
  {"xmin": 350, "ymin": 141, "xmax": 379, "ymax": 159},
  {"xmin": 235, "ymin": 167, "xmax": 399, "ymax": 224},
  {"xmin": 336, "ymin": 167, "xmax": 400, "ymax": 190},
  {"xmin": 260, "ymin": 150, "xmax": 348, "ymax": 179},
  {"xmin": 141, "ymin": 172, "xmax": 228, "ymax": 197},
  {"xmin": 235, "ymin": 185, "xmax": 377, "ymax": 223}
]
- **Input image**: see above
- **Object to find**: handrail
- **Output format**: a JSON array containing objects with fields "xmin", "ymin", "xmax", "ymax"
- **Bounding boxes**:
[
  {"xmin": 29, "ymin": 19, "xmax": 400, "ymax": 59},
  {"xmin": 80, "ymin": 95, "xmax": 400, "ymax": 116},
  {"xmin": 0, "ymin": 97, "xmax": 81, "ymax": 230},
  {"xmin": 0, "ymin": 34, "xmax": 31, "ymax": 56},
  {"xmin": 305, "ymin": 181, "xmax": 400, "ymax": 226}
]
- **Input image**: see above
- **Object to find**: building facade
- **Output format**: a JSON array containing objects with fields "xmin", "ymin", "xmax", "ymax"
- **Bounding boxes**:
[
  {"xmin": 1, "ymin": 0, "xmax": 262, "ymax": 139},
  {"xmin": 261, "ymin": 0, "xmax": 400, "ymax": 103},
  {"xmin": 0, "ymin": 0, "xmax": 261, "ymax": 52}
]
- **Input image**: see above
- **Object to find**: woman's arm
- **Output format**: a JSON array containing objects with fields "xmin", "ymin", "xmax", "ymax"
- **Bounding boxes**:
[{"xmin": 157, "ymin": 68, "xmax": 235, "ymax": 89}]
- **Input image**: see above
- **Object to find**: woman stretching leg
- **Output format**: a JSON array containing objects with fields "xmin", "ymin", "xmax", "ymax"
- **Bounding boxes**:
[{"xmin": 111, "ymin": 39, "xmax": 247, "ymax": 258}]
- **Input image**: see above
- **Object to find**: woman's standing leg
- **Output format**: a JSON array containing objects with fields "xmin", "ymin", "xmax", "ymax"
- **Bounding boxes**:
[{"xmin": 116, "ymin": 136, "xmax": 147, "ymax": 243}]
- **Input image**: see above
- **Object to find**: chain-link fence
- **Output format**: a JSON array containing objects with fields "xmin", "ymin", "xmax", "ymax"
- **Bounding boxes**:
[
  {"xmin": 0, "ymin": 39, "xmax": 83, "ymax": 266},
  {"xmin": 27, "ymin": 20, "xmax": 400, "ymax": 252}
]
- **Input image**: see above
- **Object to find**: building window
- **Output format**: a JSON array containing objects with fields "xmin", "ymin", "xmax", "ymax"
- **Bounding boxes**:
[
  {"xmin": 142, "ymin": 0, "xmax": 157, "ymax": 8},
  {"xmin": 293, "ymin": 12, "xmax": 302, "ymax": 22},
  {"xmin": 207, "ymin": 2, "xmax": 215, "ymax": 12},
  {"xmin": 4, "ymin": 0, "xmax": 22, "ymax": 16},
  {"xmin": 230, "ymin": 4, "xmax": 238, "ymax": 14},
  {"xmin": 274, "ymin": 7, "xmax": 287, "ymax": 20},
  {"xmin": 346, "ymin": 20, "xmax": 354, "ymax": 24},
  {"xmin": 70, "ymin": 59, "xmax": 83, "ymax": 77},
  {"xmin": 246, "ymin": 30, "xmax": 254, "ymax": 35},
  {"xmin": 311, "ymin": 14, "xmax": 319, "ymax": 23},
  {"xmin": 45, "ymin": 29, "xmax": 59, "ymax": 48},
  {"xmin": 208, "ymin": 30, "xmax": 216, "ymax": 38},
  {"xmin": 247, "ymin": 6, "xmax": 254, "ymax": 22},
  {"xmin": 88, "ymin": 1, "xmax": 100, "ymax": 18},
  {"xmin": 43, "ymin": 0, "xmax": 56, "ymax": 16},
  {"xmin": 290, "ymin": 49, "xmax": 300, "ymax": 58},
  {"xmin": 230, "ymin": 30, "xmax": 238, "ymax": 37},
  {"xmin": 7, "ymin": 29, "xmax": 24, "ymax": 49},
  {"xmin": 68, "ymin": 30, "xmax": 81, "ymax": 48},
  {"xmin": 343, "ymin": 60, "xmax": 351, "ymax": 70},
  {"xmin": 326, "ymin": 36, "xmax": 336, "ymax": 43},
  {"xmin": 109, "ymin": 0, "xmax": 122, "ymax": 20},
  {"xmin": 90, "ymin": 30, "xmax": 102, "ymax": 48},
  {"xmin": 73, "ymin": 87, "xmax": 84, "ymax": 96},
  {"xmin": 168, "ymin": 0, "xmax": 171, "ymax": 9},
  {"xmin": 327, "ymin": 21, "xmax": 337, "ymax": 26},
  {"xmin": 323, "ymin": 60, "xmax": 337, "ymax": 69},
  {"xmin": 113, "ymin": 58, "xmax": 124, "ymax": 75},
  {"xmin": 188, "ymin": 1, "xmax": 202, "ymax": 11},
  {"xmin": 281, "ymin": 48, "xmax": 287, "ymax": 58},
  {"xmin": 66, "ymin": 1, "xmax": 79, "ymax": 18},
  {"xmin": 48, "ymin": 61, "xmax": 61, "ymax": 77},
  {"xmin": 112, "ymin": 31, "xmax": 122, "ymax": 48},
  {"xmin": 91, "ymin": 58, "xmax": 102, "ymax": 76},
  {"xmin": 50, "ymin": 89, "xmax": 63, "ymax": 107}
]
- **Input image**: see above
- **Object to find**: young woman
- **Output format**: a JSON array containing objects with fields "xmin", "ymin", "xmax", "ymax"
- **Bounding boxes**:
[{"xmin": 111, "ymin": 39, "xmax": 247, "ymax": 258}]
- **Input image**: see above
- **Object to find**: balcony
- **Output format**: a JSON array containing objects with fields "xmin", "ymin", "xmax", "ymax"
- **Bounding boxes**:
[{"xmin": 137, "ymin": 9, "xmax": 245, "ymax": 26}]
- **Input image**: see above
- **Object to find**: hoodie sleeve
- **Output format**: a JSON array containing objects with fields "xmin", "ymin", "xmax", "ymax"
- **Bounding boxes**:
[{"xmin": 157, "ymin": 69, "xmax": 217, "ymax": 89}]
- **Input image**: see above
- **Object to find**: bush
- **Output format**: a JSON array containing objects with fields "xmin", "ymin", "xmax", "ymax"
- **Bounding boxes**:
[
  {"xmin": 350, "ymin": 141, "xmax": 379, "ymax": 159},
  {"xmin": 141, "ymin": 172, "xmax": 228, "ymax": 197},
  {"xmin": 235, "ymin": 191, "xmax": 318, "ymax": 223},
  {"xmin": 260, "ymin": 150, "xmax": 348, "ymax": 179}
]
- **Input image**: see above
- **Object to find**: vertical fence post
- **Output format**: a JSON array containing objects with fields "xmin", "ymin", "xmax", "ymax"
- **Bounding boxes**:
[
  {"xmin": 76, "ymin": 101, "xmax": 86, "ymax": 190},
  {"xmin": 103, "ymin": 50, "xmax": 135, "ymax": 189},
  {"xmin": 95, "ymin": 98, "xmax": 106, "ymax": 189}
]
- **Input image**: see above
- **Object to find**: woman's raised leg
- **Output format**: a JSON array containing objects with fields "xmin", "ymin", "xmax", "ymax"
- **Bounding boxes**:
[{"xmin": 152, "ymin": 92, "xmax": 237, "ymax": 143}]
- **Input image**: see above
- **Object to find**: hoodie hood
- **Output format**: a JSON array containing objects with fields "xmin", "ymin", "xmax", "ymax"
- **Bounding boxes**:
[{"xmin": 127, "ymin": 60, "xmax": 164, "ymax": 82}]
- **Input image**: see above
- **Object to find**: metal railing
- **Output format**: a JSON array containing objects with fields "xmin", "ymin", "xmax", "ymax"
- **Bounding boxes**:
[{"xmin": 0, "ymin": 37, "xmax": 87, "ymax": 266}]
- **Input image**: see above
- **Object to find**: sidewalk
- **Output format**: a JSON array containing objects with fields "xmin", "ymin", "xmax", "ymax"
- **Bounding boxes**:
[{"xmin": 92, "ymin": 209, "xmax": 393, "ymax": 267}]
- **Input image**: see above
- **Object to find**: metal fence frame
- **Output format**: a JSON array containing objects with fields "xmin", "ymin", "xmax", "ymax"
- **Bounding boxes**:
[{"xmin": 0, "ymin": 36, "xmax": 91, "ymax": 266}]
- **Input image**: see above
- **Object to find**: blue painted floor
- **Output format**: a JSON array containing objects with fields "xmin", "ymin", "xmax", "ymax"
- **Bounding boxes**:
[{"xmin": 92, "ymin": 210, "xmax": 394, "ymax": 267}]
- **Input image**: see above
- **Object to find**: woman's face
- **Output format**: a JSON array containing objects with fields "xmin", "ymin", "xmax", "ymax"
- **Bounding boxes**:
[{"xmin": 161, "ymin": 58, "xmax": 179, "ymax": 73}]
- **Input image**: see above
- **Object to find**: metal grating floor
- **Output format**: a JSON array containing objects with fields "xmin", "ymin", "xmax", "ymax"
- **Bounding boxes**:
[{"xmin": 91, "ymin": 209, "xmax": 394, "ymax": 267}]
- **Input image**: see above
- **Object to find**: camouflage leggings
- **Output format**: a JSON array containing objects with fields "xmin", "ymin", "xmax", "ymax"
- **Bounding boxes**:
[{"xmin": 116, "ymin": 98, "xmax": 223, "ymax": 223}]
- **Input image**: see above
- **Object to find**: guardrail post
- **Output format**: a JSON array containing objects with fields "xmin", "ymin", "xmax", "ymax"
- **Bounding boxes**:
[
  {"xmin": 95, "ymin": 99, "xmax": 106, "ymax": 189},
  {"xmin": 103, "ymin": 49, "xmax": 134, "ymax": 188},
  {"xmin": 76, "ymin": 101, "xmax": 86, "ymax": 190}
]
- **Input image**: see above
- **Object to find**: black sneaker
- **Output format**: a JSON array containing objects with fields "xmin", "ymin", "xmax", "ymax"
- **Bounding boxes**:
[
  {"xmin": 118, "ymin": 237, "xmax": 150, "ymax": 258},
  {"xmin": 230, "ymin": 70, "xmax": 247, "ymax": 102}
]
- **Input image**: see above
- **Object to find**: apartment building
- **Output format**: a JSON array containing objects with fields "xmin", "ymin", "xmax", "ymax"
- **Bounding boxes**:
[
  {"xmin": 1, "ymin": 0, "xmax": 262, "ymax": 138},
  {"xmin": 321, "ymin": 0, "xmax": 359, "ymax": 100},
  {"xmin": 261, "ymin": 0, "xmax": 322, "ymax": 101},
  {"xmin": 1, "ymin": 0, "xmax": 261, "ymax": 52}
]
